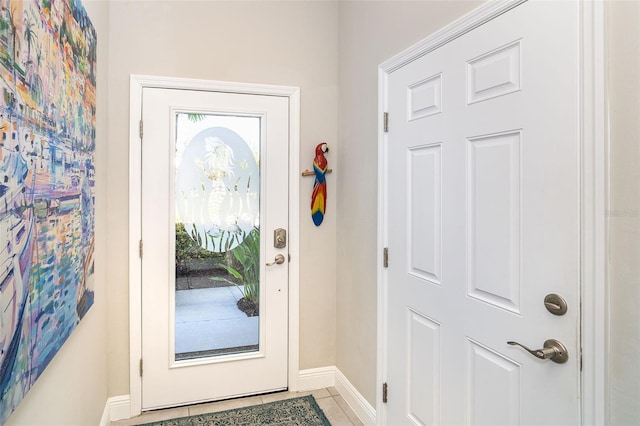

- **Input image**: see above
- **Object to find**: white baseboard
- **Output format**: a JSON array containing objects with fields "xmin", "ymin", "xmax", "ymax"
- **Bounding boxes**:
[
  {"xmin": 102, "ymin": 369, "xmax": 375, "ymax": 425},
  {"xmin": 297, "ymin": 366, "xmax": 337, "ymax": 391},
  {"xmin": 298, "ymin": 366, "xmax": 376, "ymax": 425},
  {"xmin": 334, "ymin": 368, "xmax": 377, "ymax": 425},
  {"xmin": 100, "ymin": 395, "xmax": 131, "ymax": 425}
]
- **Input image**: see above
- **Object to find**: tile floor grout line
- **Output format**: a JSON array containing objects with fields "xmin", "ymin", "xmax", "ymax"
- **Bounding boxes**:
[{"xmin": 331, "ymin": 395, "xmax": 355, "ymax": 426}]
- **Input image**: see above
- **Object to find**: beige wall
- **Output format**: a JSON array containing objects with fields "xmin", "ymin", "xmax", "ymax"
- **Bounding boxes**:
[
  {"xmin": 5, "ymin": 1, "xmax": 110, "ymax": 424},
  {"xmin": 106, "ymin": 1, "xmax": 339, "ymax": 396},
  {"xmin": 607, "ymin": 1, "xmax": 640, "ymax": 424},
  {"xmin": 336, "ymin": 0, "xmax": 484, "ymax": 405}
]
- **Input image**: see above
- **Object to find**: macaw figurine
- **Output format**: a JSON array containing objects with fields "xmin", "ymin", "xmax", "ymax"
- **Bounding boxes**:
[{"xmin": 311, "ymin": 143, "xmax": 329, "ymax": 226}]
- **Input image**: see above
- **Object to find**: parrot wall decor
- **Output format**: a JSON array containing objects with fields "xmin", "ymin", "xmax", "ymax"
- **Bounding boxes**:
[{"xmin": 308, "ymin": 142, "xmax": 330, "ymax": 226}]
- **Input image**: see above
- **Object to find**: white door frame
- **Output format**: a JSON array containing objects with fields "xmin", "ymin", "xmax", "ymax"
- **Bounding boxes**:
[
  {"xmin": 376, "ymin": 1, "xmax": 608, "ymax": 424},
  {"xmin": 128, "ymin": 75, "xmax": 301, "ymax": 416}
]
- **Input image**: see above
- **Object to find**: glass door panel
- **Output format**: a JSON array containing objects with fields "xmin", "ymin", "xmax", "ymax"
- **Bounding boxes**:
[{"xmin": 174, "ymin": 112, "xmax": 260, "ymax": 361}]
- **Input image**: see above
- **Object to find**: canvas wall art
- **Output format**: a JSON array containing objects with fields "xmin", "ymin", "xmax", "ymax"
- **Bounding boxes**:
[{"xmin": 0, "ymin": 0, "xmax": 96, "ymax": 422}]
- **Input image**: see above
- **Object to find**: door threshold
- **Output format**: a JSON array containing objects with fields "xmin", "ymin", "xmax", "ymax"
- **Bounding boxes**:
[
  {"xmin": 175, "ymin": 345, "xmax": 259, "ymax": 361},
  {"xmin": 142, "ymin": 388, "xmax": 289, "ymax": 413}
]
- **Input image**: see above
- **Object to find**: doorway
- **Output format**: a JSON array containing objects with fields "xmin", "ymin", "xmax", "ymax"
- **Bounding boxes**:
[
  {"xmin": 129, "ymin": 76, "xmax": 301, "ymax": 413},
  {"xmin": 378, "ymin": 0, "xmax": 607, "ymax": 424}
]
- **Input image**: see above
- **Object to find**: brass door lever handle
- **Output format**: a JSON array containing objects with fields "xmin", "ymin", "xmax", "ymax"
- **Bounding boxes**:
[
  {"xmin": 507, "ymin": 339, "xmax": 569, "ymax": 364},
  {"xmin": 266, "ymin": 254, "xmax": 286, "ymax": 266}
]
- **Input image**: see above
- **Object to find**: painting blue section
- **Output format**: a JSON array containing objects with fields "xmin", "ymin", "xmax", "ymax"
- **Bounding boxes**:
[{"xmin": 0, "ymin": 0, "xmax": 96, "ymax": 423}]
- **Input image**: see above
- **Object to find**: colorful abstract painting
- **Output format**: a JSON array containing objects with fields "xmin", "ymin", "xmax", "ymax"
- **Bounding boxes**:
[{"xmin": 0, "ymin": 0, "xmax": 95, "ymax": 423}]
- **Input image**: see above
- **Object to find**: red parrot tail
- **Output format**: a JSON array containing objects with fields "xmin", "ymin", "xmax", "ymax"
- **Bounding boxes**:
[{"xmin": 311, "ymin": 180, "xmax": 326, "ymax": 226}]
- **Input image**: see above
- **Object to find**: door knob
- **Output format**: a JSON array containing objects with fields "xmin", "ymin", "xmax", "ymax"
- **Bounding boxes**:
[
  {"xmin": 507, "ymin": 339, "xmax": 569, "ymax": 364},
  {"xmin": 266, "ymin": 254, "xmax": 286, "ymax": 266}
]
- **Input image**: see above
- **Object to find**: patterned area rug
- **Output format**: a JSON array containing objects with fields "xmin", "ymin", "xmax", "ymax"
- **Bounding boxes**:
[{"xmin": 141, "ymin": 395, "xmax": 331, "ymax": 426}]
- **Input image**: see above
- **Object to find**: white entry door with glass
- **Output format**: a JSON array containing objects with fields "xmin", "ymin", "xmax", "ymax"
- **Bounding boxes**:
[{"xmin": 140, "ymin": 87, "xmax": 289, "ymax": 410}]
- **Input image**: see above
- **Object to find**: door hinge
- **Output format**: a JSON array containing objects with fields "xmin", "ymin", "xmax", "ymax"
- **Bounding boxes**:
[
  {"xmin": 139, "ymin": 120, "xmax": 143, "ymax": 139},
  {"xmin": 139, "ymin": 240, "xmax": 143, "ymax": 258},
  {"xmin": 382, "ymin": 382, "xmax": 388, "ymax": 403},
  {"xmin": 383, "ymin": 247, "xmax": 389, "ymax": 268},
  {"xmin": 383, "ymin": 112, "xmax": 389, "ymax": 133},
  {"xmin": 139, "ymin": 358, "xmax": 143, "ymax": 377}
]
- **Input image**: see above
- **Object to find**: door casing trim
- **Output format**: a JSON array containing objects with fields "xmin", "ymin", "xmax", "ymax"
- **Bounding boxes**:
[
  {"xmin": 376, "ymin": 1, "xmax": 607, "ymax": 424},
  {"xmin": 128, "ymin": 75, "xmax": 301, "ymax": 416}
]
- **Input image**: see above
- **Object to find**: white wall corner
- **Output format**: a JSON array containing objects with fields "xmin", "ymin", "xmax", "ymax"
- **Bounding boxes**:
[
  {"xmin": 299, "ymin": 367, "xmax": 376, "ymax": 425},
  {"xmin": 100, "ymin": 395, "xmax": 131, "ymax": 425},
  {"xmin": 99, "ymin": 400, "xmax": 110, "ymax": 426}
]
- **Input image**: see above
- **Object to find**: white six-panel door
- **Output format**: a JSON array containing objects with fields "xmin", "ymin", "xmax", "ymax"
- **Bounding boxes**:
[{"xmin": 384, "ymin": 1, "xmax": 580, "ymax": 424}]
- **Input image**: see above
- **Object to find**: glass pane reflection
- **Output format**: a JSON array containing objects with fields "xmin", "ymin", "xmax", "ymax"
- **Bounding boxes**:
[{"xmin": 174, "ymin": 113, "xmax": 260, "ymax": 361}]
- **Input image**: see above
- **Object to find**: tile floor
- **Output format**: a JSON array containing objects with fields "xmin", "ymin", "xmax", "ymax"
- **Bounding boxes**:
[{"xmin": 111, "ymin": 387, "xmax": 363, "ymax": 426}]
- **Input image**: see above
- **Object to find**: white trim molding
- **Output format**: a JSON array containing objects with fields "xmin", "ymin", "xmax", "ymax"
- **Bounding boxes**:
[
  {"xmin": 377, "ymin": 1, "xmax": 607, "ymax": 425},
  {"xmin": 298, "ymin": 366, "xmax": 337, "ymax": 391},
  {"xmin": 579, "ymin": 1, "xmax": 608, "ymax": 424},
  {"xmin": 129, "ymin": 75, "xmax": 301, "ymax": 417},
  {"xmin": 102, "ymin": 369, "xmax": 374, "ymax": 424},
  {"xmin": 381, "ymin": 0, "xmax": 526, "ymax": 74},
  {"xmin": 376, "ymin": 65, "xmax": 389, "ymax": 426},
  {"xmin": 298, "ymin": 367, "xmax": 376, "ymax": 426},
  {"xmin": 99, "ymin": 395, "xmax": 131, "ymax": 426},
  {"xmin": 335, "ymin": 368, "xmax": 377, "ymax": 426}
]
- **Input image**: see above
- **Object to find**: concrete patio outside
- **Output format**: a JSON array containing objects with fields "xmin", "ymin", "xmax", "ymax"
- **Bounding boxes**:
[{"xmin": 175, "ymin": 286, "xmax": 258, "ymax": 355}]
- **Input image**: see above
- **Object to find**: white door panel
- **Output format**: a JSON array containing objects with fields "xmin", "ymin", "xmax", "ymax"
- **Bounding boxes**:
[
  {"xmin": 141, "ymin": 88, "xmax": 289, "ymax": 409},
  {"xmin": 385, "ymin": 1, "xmax": 580, "ymax": 424}
]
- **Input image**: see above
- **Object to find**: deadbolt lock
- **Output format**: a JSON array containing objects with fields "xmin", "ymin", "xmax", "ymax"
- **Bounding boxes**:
[
  {"xmin": 274, "ymin": 228, "xmax": 286, "ymax": 249},
  {"xmin": 544, "ymin": 293, "xmax": 568, "ymax": 316}
]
